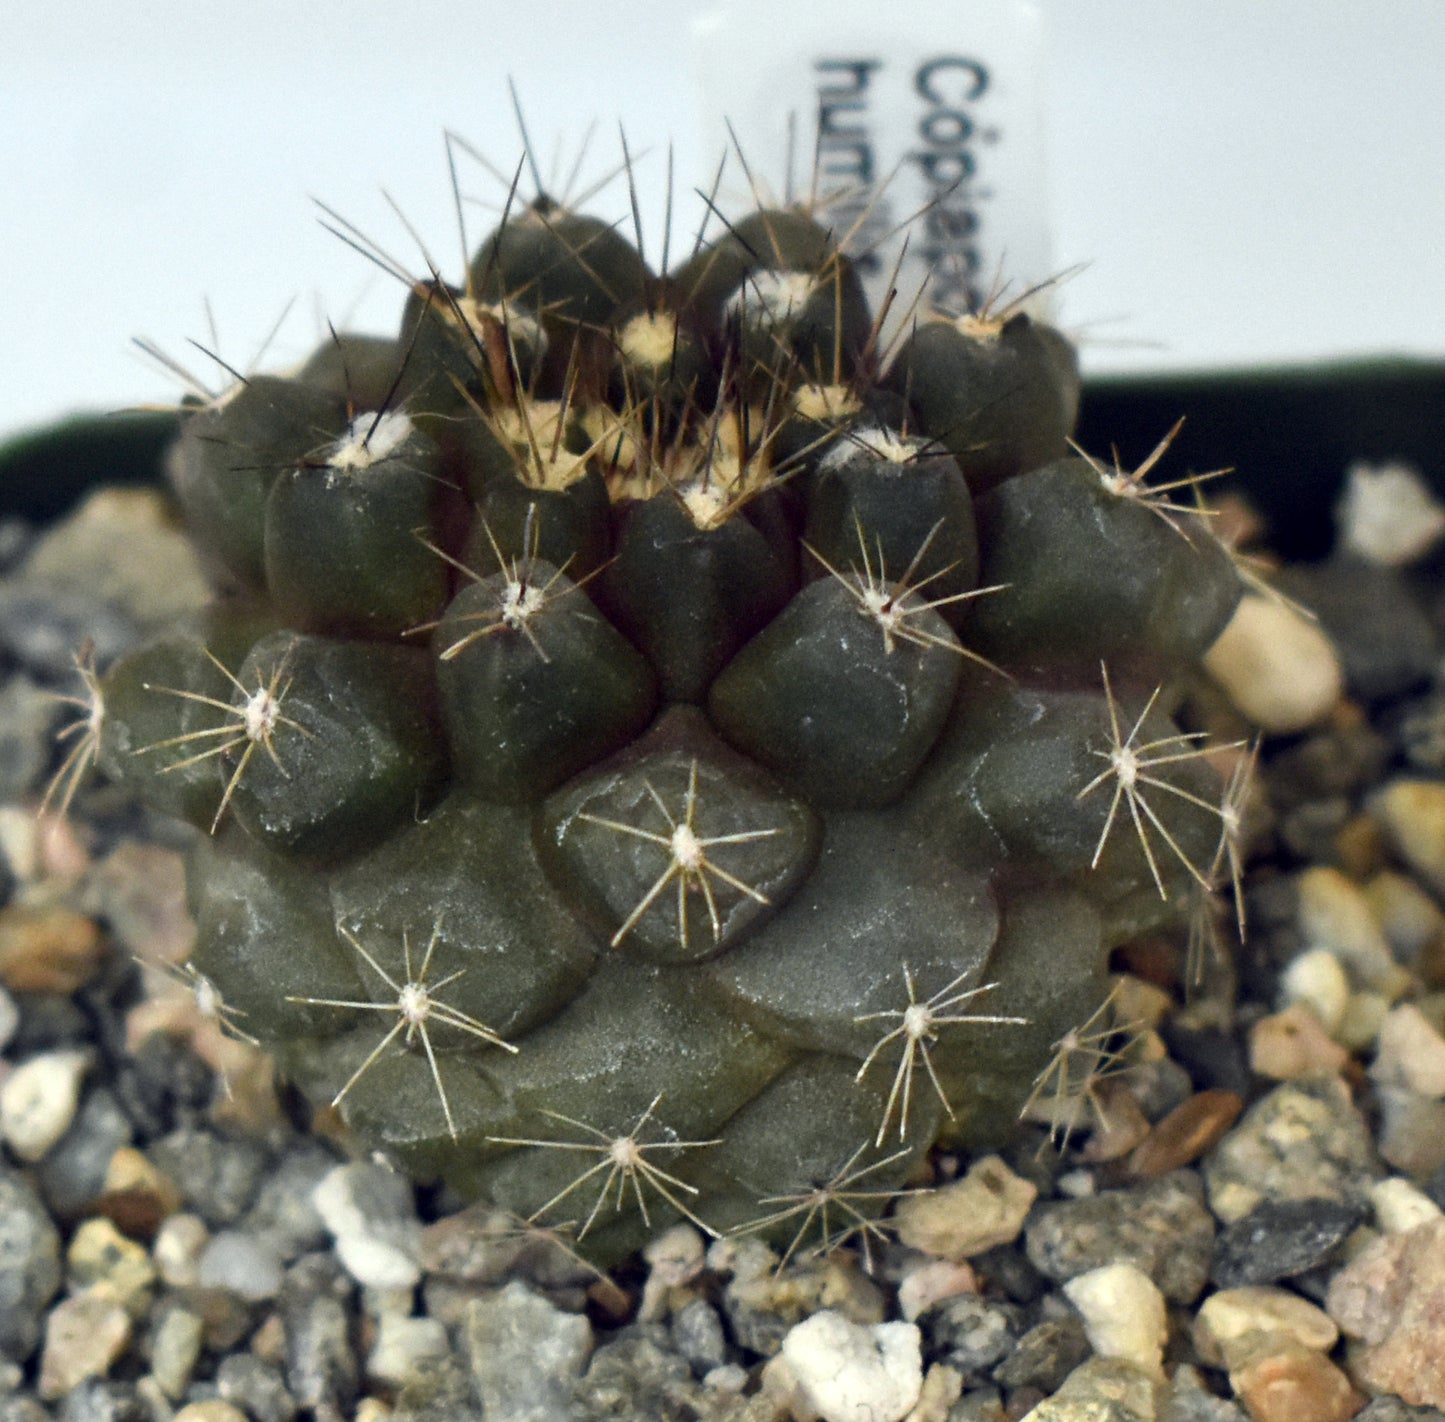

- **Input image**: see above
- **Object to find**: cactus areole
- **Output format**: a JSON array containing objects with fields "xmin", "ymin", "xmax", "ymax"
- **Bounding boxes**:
[{"xmin": 91, "ymin": 156, "xmax": 1248, "ymax": 1262}]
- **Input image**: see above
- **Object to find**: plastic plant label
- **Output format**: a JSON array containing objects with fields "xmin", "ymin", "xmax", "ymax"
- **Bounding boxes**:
[{"xmin": 692, "ymin": 0, "xmax": 1053, "ymax": 326}]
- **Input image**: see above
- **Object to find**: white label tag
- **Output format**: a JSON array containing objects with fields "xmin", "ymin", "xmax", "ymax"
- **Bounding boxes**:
[{"xmin": 691, "ymin": 0, "xmax": 1052, "ymax": 329}]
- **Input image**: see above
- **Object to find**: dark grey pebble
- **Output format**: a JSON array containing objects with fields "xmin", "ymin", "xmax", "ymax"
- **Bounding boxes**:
[
  {"xmin": 1024, "ymin": 1170, "xmax": 1216, "ymax": 1303},
  {"xmin": 216, "ymin": 1352, "xmax": 299, "ymax": 1422},
  {"xmin": 577, "ymin": 1327, "xmax": 706, "ymax": 1422},
  {"xmin": 148, "ymin": 1124, "xmax": 269, "ymax": 1226},
  {"xmin": 1163, "ymin": 1365, "xmax": 1248, "ymax": 1420},
  {"xmin": 7, "ymin": 992, "xmax": 93, "ymax": 1056},
  {"xmin": 0, "ymin": 522, "xmax": 35, "ymax": 573},
  {"xmin": 968, "ymin": 1242, "xmax": 1046, "ymax": 1305},
  {"xmin": 991, "ymin": 1313, "xmax": 1091, "ymax": 1394},
  {"xmin": 36, "ymin": 1085, "xmax": 133, "ymax": 1219},
  {"xmin": 669, "ymin": 1297, "xmax": 728, "ymax": 1377},
  {"xmin": 1265, "ymin": 716, "xmax": 1393, "ymax": 806},
  {"xmin": 1210, "ymin": 1196, "xmax": 1366, "ymax": 1288},
  {"xmin": 1160, "ymin": 1023, "xmax": 1253, "ymax": 1099},
  {"xmin": 0, "ymin": 1168, "xmax": 62, "ymax": 1363},
  {"xmin": 919, "ymin": 1294, "xmax": 1023, "ymax": 1378},
  {"xmin": 1279, "ymin": 555, "xmax": 1438, "ymax": 703},
  {"xmin": 114, "ymin": 1032, "xmax": 217, "ymax": 1140}
]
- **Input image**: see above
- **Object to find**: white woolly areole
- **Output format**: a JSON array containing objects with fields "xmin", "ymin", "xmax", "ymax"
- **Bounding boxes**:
[
  {"xmin": 820, "ymin": 425, "xmax": 923, "ymax": 473},
  {"xmin": 1338, "ymin": 460, "xmax": 1445, "ymax": 566},
  {"xmin": 328, "ymin": 411, "xmax": 413, "ymax": 472},
  {"xmin": 620, "ymin": 310, "xmax": 680, "ymax": 367},
  {"xmin": 727, "ymin": 269, "xmax": 816, "ymax": 326}
]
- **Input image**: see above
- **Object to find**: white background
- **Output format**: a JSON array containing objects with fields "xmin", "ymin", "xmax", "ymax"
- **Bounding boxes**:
[{"xmin": 3, "ymin": 0, "xmax": 1442, "ymax": 437}]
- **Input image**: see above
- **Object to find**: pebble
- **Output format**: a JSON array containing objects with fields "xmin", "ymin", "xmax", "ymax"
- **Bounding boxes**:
[
  {"xmin": 1296, "ymin": 866, "xmax": 1400, "ymax": 990},
  {"xmin": 1370, "ymin": 1176, "xmax": 1444, "ymax": 1233},
  {"xmin": 66, "ymin": 1216, "xmax": 157, "ymax": 1314},
  {"xmin": 0, "ymin": 904, "xmax": 105, "ymax": 994},
  {"xmin": 1202, "ymin": 1077, "xmax": 1381, "ymax": 1224},
  {"xmin": 152, "ymin": 1212, "xmax": 210, "ymax": 1289},
  {"xmin": 918, "ymin": 1294, "xmax": 1022, "ymax": 1379},
  {"xmin": 366, "ymin": 1314, "xmax": 449, "ymax": 1389},
  {"xmin": 1363, "ymin": 871, "xmax": 1445, "ymax": 969},
  {"xmin": 1355, "ymin": 1399, "xmax": 1445, "ymax": 1421},
  {"xmin": 1, "ymin": 1047, "xmax": 90, "ymax": 1162},
  {"xmin": 993, "ymin": 1314, "xmax": 1092, "ymax": 1395},
  {"xmin": 1024, "ymin": 1171, "xmax": 1215, "ymax": 1304},
  {"xmin": 1064, "ymin": 1262, "xmax": 1168, "ymax": 1380},
  {"xmin": 639, "ymin": 1222, "xmax": 706, "ymax": 1321},
  {"xmin": 171, "ymin": 1403, "xmax": 250, "ymax": 1422},
  {"xmin": 893, "ymin": 1155, "xmax": 1036, "ymax": 1260},
  {"xmin": 1248, "ymin": 1004, "xmax": 1351, "ymax": 1080},
  {"xmin": 1338, "ymin": 990, "xmax": 1393, "ymax": 1054},
  {"xmin": 1210, "ymin": 1197, "xmax": 1365, "ymax": 1288},
  {"xmin": 196, "ymin": 1228, "xmax": 285, "ymax": 1302},
  {"xmin": 35, "ymin": 1086, "xmax": 133, "ymax": 1219},
  {"xmin": 895, "ymin": 1257, "xmax": 977, "ymax": 1322},
  {"xmin": 670, "ymin": 1296, "xmax": 728, "ymax": 1376},
  {"xmin": 1373, "ymin": 1003, "xmax": 1445, "ymax": 1096},
  {"xmin": 576, "ymin": 1327, "xmax": 712, "ymax": 1421},
  {"xmin": 1229, "ymin": 1342, "xmax": 1362, "ymax": 1422},
  {"xmin": 0, "ymin": 1167, "xmax": 62, "ymax": 1362},
  {"xmin": 1376, "ymin": 1085, "xmax": 1445, "ymax": 1177},
  {"xmin": 80, "ymin": 842, "xmax": 194, "ymax": 963},
  {"xmin": 1017, "ymin": 1357, "xmax": 1159, "ymax": 1422},
  {"xmin": 0, "ymin": 985, "xmax": 16, "ymax": 1055},
  {"xmin": 1204, "ymin": 593, "xmax": 1343, "ymax": 733},
  {"xmin": 465, "ymin": 1280, "xmax": 592, "ymax": 1422},
  {"xmin": 38, "ymin": 1289, "xmax": 132, "ymax": 1400},
  {"xmin": 214, "ymin": 1354, "xmax": 298, "ymax": 1422},
  {"xmin": 718, "ymin": 1244, "xmax": 887, "ymax": 1357},
  {"xmin": 1126, "ymin": 1089, "xmax": 1243, "ymax": 1176},
  {"xmin": 769, "ymin": 1311, "xmax": 922, "ymax": 1422},
  {"xmin": 1194, "ymin": 1286, "xmax": 1338, "ymax": 1369},
  {"xmin": 240, "ymin": 1142, "xmax": 337, "ymax": 1263},
  {"xmin": 1374, "ymin": 779, "xmax": 1445, "ymax": 899},
  {"xmin": 1278, "ymin": 948, "xmax": 1351, "ymax": 1035},
  {"xmin": 148, "ymin": 1126, "xmax": 269, "ymax": 1227},
  {"xmin": 1327, "ymin": 1216, "xmax": 1445, "ymax": 1408},
  {"xmin": 311, "ymin": 1162, "xmax": 422, "ymax": 1291},
  {"xmin": 1163, "ymin": 1364, "xmax": 1248, "ymax": 1421},
  {"xmin": 1338, "ymin": 460, "xmax": 1445, "ymax": 566},
  {"xmin": 280, "ymin": 1256, "xmax": 359, "ymax": 1420},
  {"xmin": 148, "ymin": 1304, "xmax": 205, "ymax": 1400},
  {"xmin": 0, "ymin": 582, "xmax": 137, "ymax": 683},
  {"xmin": 93, "ymin": 1145, "xmax": 183, "ymax": 1241},
  {"xmin": 0, "ymin": 676, "xmax": 61, "ymax": 803}
]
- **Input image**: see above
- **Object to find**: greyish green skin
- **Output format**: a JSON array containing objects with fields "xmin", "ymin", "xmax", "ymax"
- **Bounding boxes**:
[{"xmin": 93, "ymin": 194, "xmax": 1244, "ymax": 1263}]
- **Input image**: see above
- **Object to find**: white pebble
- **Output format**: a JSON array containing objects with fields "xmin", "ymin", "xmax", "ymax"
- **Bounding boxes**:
[
  {"xmin": 1062, "ymin": 1263, "xmax": 1167, "ymax": 1379},
  {"xmin": 1373, "ymin": 1004, "xmax": 1445, "ymax": 1098},
  {"xmin": 1279, "ymin": 949, "xmax": 1351, "ymax": 1036},
  {"xmin": 773, "ymin": 1311, "xmax": 922, "ymax": 1422},
  {"xmin": 367, "ymin": 1314, "xmax": 449, "ymax": 1388},
  {"xmin": 1370, "ymin": 1177, "xmax": 1445, "ymax": 1234},
  {"xmin": 311, "ymin": 1163, "xmax": 422, "ymax": 1290},
  {"xmin": 1338, "ymin": 461, "xmax": 1445, "ymax": 566},
  {"xmin": 0, "ymin": 1048, "xmax": 89, "ymax": 1162},
  {"xmin": 1203, "ymin": 594, "xmax": 1342, "ymax": 733},
  {"xmin": 1195, "ymin": 1286, "xmax": 1337, "ymax": 1369}
]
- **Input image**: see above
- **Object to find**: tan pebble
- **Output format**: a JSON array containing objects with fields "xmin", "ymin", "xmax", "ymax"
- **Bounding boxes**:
[
  {"xmin": 1333, "ymin": 813, "xmax": 1387, "ymax": 880},
  {"xmin": 1195, "ymin": 1286, "xmax": 1339, "ymax": 1368},
  {"xmin": 1369, "ymin": 1177, "xmax": 1444, "ymax": 1234},
  {"xmin": 896, "ymin": 1259, "xmax": 977, "ymax": 1323},
  {"xmin": 1376, "ymin": 1084, "xmax": 1445, "ymax": 1178},
  {"xmin": 67, "ymin": 1216, "xmax": 157, "ymax": 1314},
  {"xmin": 903, "ymin": 1363, "xmax": 963, "ymax": 1422},
  {"xmin": 1364, "ymin": 870, "xmax": 1445, "ymax": 964},
  {"xmin": 1110, "ymin": 974, "xmax": 1175, "ymax": 1032},
  {"xmin": 93, "ymin": 1145, "xmax": 183, "ymax": 1240},
  {"xmin": 1249, "ymin": 1004, "xmax": 1350, "ymax": 1080},
  {"xmin": 1336, "ymin": 991, "xmax": 1391, "ymax": 1054},
  {"xmin": 38, "ymin": 1289, "xmax": 132, "ymax": 1400},
  {"xmin": 1204, "ymin": 593, "xmax": 1343, "ymax": 733},
  {"xmin": 1126, "ymin": 1089, "xmax": 1242, "ymax": 1177},
  {"xmin": 354, "ymin": 1402, "xmax": 393, "ymax": 1422},
  {"xmin": 1230, "ymin": 1340, "xmax": 1362, "ymax": 1422},
  {"xmin": 1279, "ymin": 948, "xmax": 1351, "ymax": 1036},
  {"xmin": 1373, "ymin": 779, "xmax": 1445, "ymax": 899},
  {"xmin": 1077, "ymin": 1081, "xmax": 1152, "ymax": 1163},
  {"xmin": 0, "ymin": 904, "xmax": 104, "ymax": 993},
  {"xmin": 171, "ymin": 1403, "xmax": 251, "ymax": 1422},
  {"xmin": 1373, "ymin": 1003, "xmax": 1445, "ymax": 1097},
  {"xmin": 1016, "ymin": 1357, "xmax": 1160, "ymax": 1420},
  {"xmin": 249, "ymin": 1310, "xmax": 287, "ymax": 1364},
  {"xmin": 1297, "ymin": 866, "xmax": 1399, "ymax": 990},
  {"xmin": 893, "ymin": 1155, "xmax": 1036, "ymax": 1260},
  {"xmin": 82, "ymin": 842, "xmax": 194, "ymax": 961}
]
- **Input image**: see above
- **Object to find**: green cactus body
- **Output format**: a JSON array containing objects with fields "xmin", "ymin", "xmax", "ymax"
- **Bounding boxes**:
[{"xmin": 88, "ymin": 163, "xmax": 1247, "ymax": 1264}]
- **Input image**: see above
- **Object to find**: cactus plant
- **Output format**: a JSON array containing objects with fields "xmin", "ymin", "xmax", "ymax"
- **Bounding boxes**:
[{"xmin": 58, "ymin": 146, "xmax": 1251, "ymax": 1264}]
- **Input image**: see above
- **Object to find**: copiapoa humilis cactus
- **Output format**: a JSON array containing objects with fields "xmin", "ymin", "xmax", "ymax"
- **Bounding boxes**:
[{"xmin": 48, "ymin": 127, "xmax": 1254, "ymax": 1265}]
